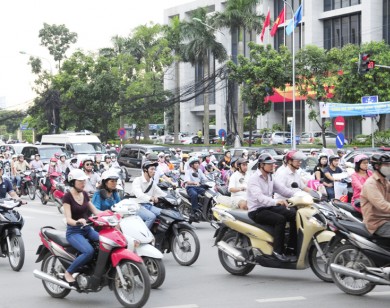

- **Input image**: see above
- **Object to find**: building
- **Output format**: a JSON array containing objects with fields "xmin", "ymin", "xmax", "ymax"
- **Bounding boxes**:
[{"xmin": 164, "ymin": 0, "xmax": 390, "ymax": 140}]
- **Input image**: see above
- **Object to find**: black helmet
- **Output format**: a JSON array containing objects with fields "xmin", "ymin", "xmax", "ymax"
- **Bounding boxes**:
[
  {"xmin": 337, "ymin": 149, "xmax": 345, "ymax": 154},
  {"xmin": 236, "ymin": 157, "xmax": 249, "ymax": 167},
  {"xmin": 328, "ymin": 155, "xmax": 339, "ymax": 163},
  {"xmin": 142, "ymin": 160, "xmax": 158, "ymax": 171},
  {"xmin": 257, "ymin": 153, "xmax": 276, "ymax": 165},
  {"xmin": 370, "ymin": 153, "xmax": 390, "ymax": 168},
  {"xmin": 230, "ymin": 157, "xmax": 239, "ymax": 167}
]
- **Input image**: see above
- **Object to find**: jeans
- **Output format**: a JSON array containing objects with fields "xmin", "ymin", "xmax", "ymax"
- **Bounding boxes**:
[
  {"xmin": 186, "ymin": 186, "xmax": 206, "ymax": 213},
  {"xmin": 15, "ymin": 175, "xmax": 22, "ymax": 188},
  {"xmin": 375, "ymin": 222, "xmax": 390, "ymax": 238},
  {"xmin": 325, "ymin": 186, "xmax": 335, "ymax": 201},
  {"xmin": 66, "ymin": 225, "xmax": 99, "ymax": 274},
  {"xmin": 249, "ymin": 205, "xmax": 297, "ymax": 254},
  {"xmin": 138, "ymin": 203, "xmax": 162, "ymax": 229}
]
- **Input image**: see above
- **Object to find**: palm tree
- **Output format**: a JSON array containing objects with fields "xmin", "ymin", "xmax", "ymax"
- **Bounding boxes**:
[
  {"xmin": 212, "ymin": 0, "xmax": 263, "ymax": 140},
  {"xmin": 181, "ymin": 8, "xmax": 227, "ymax": 145}
]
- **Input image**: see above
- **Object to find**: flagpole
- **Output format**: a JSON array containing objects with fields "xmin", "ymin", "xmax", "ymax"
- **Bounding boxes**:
[{"xmin": 283, "ymin": 0, "xmax": 296, "ymax": 150}]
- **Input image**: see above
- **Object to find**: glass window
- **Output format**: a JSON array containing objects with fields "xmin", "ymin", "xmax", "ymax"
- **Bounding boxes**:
[
  {"xmin": 351, "ymin": 0, "xmax": 360, "ymax": 5},
  {"xmin": 333, "ymin": 18, "xmax": 341, "ymax": 47},
  {"xmin": 324, "ymin": 19, "xmax": 332, "ymax": 50},
  {"xmin": 342, "ymin": 0, "xmax": 350, "ymax": 7},
  {"xmin": 350, "ymin": 14, "xmax": 359, "ymax": 44},
  {"xmin": 128, "ymin": 149, "xmax": 139, "ymax": 159},
  {"xmin": 341, "ymin": 16, "xmax": 350, "ymax": 46},
  {"xmin": 334, "ymin": 0, "xmax": 342, "ymax": 9},
  {"xmin": 324, "ymin": 0, "xmax": 332, "ymax": 11}
]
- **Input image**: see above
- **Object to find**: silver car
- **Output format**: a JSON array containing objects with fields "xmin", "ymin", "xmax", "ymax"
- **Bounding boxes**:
[{"xmin": 300, "ymin": 131, "xmax": 348, "ymax": 146}]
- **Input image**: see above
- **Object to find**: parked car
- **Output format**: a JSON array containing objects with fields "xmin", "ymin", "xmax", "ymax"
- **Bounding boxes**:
[
  {"xmin": 21, "ymin": 145, "xmax": 68, "ymax": 164},
  {"xmin": 300, "ymin": 131, "xmax": 348, "ymax": 146},
  {"xmin": 261, "ymin": 131, "xmax": 290, "ymax": 145},
  {"xmin": 180, "ymin": 135, "xmax": 203, "ymax": 145},
  {"xmin": 0, "ymin": 143, "xmax": 29, "ymax": 155}
]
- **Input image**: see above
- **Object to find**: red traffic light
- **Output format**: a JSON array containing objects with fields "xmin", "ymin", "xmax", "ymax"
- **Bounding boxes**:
[
  {"xmin": 367, "ymin": 60, "xmax": 375, "ymax": 69},
  {"xmin": 361, "ymin": 53, "xmax": 370, "ymax": 61}
]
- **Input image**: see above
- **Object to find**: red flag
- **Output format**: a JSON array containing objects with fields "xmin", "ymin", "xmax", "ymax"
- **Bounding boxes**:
[
  {"xmin": 270, "ymin": 7, "xmax": 285, "ymax": 37},
  {"xmin": 260, "ymin": 9, "xmax": 271, "ymax": 42}
]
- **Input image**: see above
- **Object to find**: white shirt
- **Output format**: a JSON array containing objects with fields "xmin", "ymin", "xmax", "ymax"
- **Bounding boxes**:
[
  {"xmin": 132, "ymin": 174, "xmax": 167, "ymax": 203},
  {"xmin": 228, "ymin": 171, "xmax": 249, "ymax": 198},
  {"xmin": 274, "ymin": 165, "xmax": 307, "ymax": 199}
]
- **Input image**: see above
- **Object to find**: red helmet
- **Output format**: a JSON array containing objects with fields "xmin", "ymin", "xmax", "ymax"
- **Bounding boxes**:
[
  {"xmin": 50, "ymin": 157, "xmax": 58, "ymax": 163},
  {"xmin": 285, "ymin": 150, "xmax": 306, "ymax": 162},
  {"xmin": 54, "ymin": 152, "xmax": 61, "ymax": 159}
]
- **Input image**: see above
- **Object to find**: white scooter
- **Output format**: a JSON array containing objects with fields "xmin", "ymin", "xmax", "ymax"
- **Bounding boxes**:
[{"xmin": 111, "ymin": 199, "xmax": 166, "ymax": 289}]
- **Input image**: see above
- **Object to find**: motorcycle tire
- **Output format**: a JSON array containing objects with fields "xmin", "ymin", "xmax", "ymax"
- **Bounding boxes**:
[
  {"xmin": 55, "ymin": 200, "xmax": 63, "ymax": 214},
  {"xmin": 142, "ymin": 257, "xmax": 166, "ymax": 289},
  {"xmin": 7, "ymin": 234, "xmax": 25, "ymax": 272},
  {"xmin": 113, "ymin": 260, "xmax": 151, "ymax": 308},
  {"xmin": 218, "ymin": 231, "xmax": 255, "ymax": 276},
  {"xmin": 27, "ymin": 182, "xmax": 36, "ymax": 200},
  {"xmin": 308, "ymin": 241, "xmax": 334, "ymax": 282},
  {"xmin": 40, "ymin": 193, "xmax": 48, "ymax": 205},
  {"xmin": 41, "ymin": 253, "xmax": 71, "ymax": 298},
  {"xmin": 330, "ymin": 244, "xmax": 376, "ymax": 295},
  {"xmin": 171, "ymin": 227, "xmax": 200, "ymax": 266}
]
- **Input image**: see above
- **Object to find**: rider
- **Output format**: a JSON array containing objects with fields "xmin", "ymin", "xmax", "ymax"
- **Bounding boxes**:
[
  {"xmin": 57, "ymin": 154, "xmax": 68, "ymax": 174},
  {"xmin": 92, "ymin": 170, "xmax": 121, "ymax": 210},
  {"xmin": 217, "ymin": 150, "xmax": 231, "ymax": 171},
  {"xmin": 0, "ymin": 161, "xmax": 24, "ymax": 201},
  {"xmin": 184, "ymin": 156, "xmax": 208, "ymax": 222},
  {"xmin": 180, "ymin": 153, "xmax": 189, "ymax": 174},
  {"xmin": 82, "ymin": 157, "xmax": 101, "ymax": 195},
  {"xmin": 323, "ymin": 154, "xmax": 343, "ymax": 201},
  {"xmin": 29, "ymin": 153, "xmax": 44, "ymax": 170},
  {"xmin": 13, "ymin": 154, "xmax": 30, "ymax": 194},
  {"xmin": 351, "ymin": 154, "xmax": 372, "ymax": 213},
  {"xmin": 132, "ymin": 160, "xmax": 166, "ymax": 229},
  {"xmin": 247, "ymin": 153, "xmax": 296, "ymax": 262},
  {"xmin": 361, "ymin": 153, "xmax": 390, "ymax": 237},
  {"xmin": 110, "ymin": 153, "xmax": 119, "ymax": 168},
  {"xmin": 63, "ymin": 169, "xmax": 103, "ymax": 287},
  {"xmin": 337, "ymin": 149, "xmax": 346, "ymax": 167},
  {"xmin": 100, "ymin": 155, "xmax": 112, "ymax": 171},
  {"xmin": 274, "ymin": 150, "xmax": 313, "ymax": 199},
  {"xmin": 164, "ymin": 153, "xmax": 175, "ymax": 170},
  {"xmin": 93, "ymin": 154, "xmax": 103, "ymax": 172},
  {"xmin": 228, "ymin": 157, "xmax": 249, "ymax": 210},
  {"xmin": 43, "ymin": 157, "xmax": 62, "ymax": 201},
  {"xmin": 314, "ymin": 153, "xmax": 328, "ymax": 181}
]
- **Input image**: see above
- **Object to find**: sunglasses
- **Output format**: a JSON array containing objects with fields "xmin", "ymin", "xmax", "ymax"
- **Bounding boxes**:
[
  {"xmin": 108, "ymin": 179, "xmax": 118, "ymax": 182},
  {"xmin": 85, "ymin": 163, "xmax": 93, "ymax": 166}
]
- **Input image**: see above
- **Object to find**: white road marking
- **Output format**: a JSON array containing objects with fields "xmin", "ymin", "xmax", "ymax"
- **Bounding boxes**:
[
  {"xmin": 18, "ymin": 208, "xmax": 61, "ymax": 216},
  {"xmin": 153, "ymin": 305, "xmax": 199, "ymax": 308},
  {"xmin": 256, "ymin": 296, "xmax": 306, "ymax": 303},
  {"xmin": 368, "ymin": 291, "xmax": 390, "ymax": 296}
]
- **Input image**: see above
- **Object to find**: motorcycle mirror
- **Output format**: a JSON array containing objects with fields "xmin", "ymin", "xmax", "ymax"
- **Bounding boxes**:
[{"xmin": 291, "ymin": 182, "xmax": 299, "ymax": 188}]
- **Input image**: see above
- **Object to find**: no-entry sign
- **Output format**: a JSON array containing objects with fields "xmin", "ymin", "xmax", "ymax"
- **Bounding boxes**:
[{"xmin": 334, "ymin": 116, "xmax": 345, "ymax": 132}]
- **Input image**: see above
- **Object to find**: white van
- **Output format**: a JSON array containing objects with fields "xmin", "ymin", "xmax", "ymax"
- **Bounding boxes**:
[{"xmin": 40, "ymin": 132, "xmax": 106, "ymax": 156}]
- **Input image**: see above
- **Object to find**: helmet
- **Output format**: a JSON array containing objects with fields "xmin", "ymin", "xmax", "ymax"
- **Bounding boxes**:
[
  {"xmin": 67, "ymin": 169, "xmax": 89, "ymax": 182},
  {"xmin": 236, "ymin": 158, "xmax": 249, "ymax": 166},
  {"xmin": 243, "ymin": 149, "xmax": 249, "ymax": 154},
  {"xmin": 50, "ymin": 157, "xmax": 58, "ymax": 163},
  {"xmin": 59, "ymin": 153, "xmax": 66, "ymax": 159},
  {"xmin": 188, "ymin": 156, "xmax": 200, "ymax": 166},
  {"xmin": 285, "ymin": 150, "xmax": 306, "ymax": 161},
  {"xmin": 209, "ymin": 149, "xmax": 214, "ymax": 153},
  {"xmin": 182, "ymin": 153, "xmax": 189, "ymax": 159},
  {"xmin": 257, "ymin": 153, "xmax": 276, "ymax": 164},
  {"xmin": 370, "ymin": 153, "xmax": 390, "ymax": 167},
  {"xmin": 17, "ymin": 154, "xmax": 24, "ymax": 158},
  {"xmin": 328, "ymin": 155, "xmax": 339, "ymax": 163},
  {"xmin": 176, "ymin": 148, "xmax": 181, "ymax": 152},
  {"xmin": 164, "ymin": 153, "xmax": 171, "ymax": 157},
  {"xmin": 310, "ymin": 148, "xmax": 318, "ymax": 154},
  {"xmin": 54, "ymin": 152, "xmax": 61, "ymax": 159},
  {"xmin": 354, "ymin": 154, "xmax": 369, "ymax": 164},
  {"xmin": 337, "ymin": 149, "xmax": 345, "ymax": 154},
  {"xmin": 230, "ymin": 157, "xmax": 239, "ymax": 167},
  {"xmin": 12, "ymin": 154, "xmax": 17, "ymax": 159},
  {"xmin": 82, "ymin": 157, "xmax": 93, "ymax": 165},
  {"xmin": 318, "ymin": 153, "xmax": 328, "ymax": 160},
  {"xmin": 142, "ymin": 160, "xmax": 158, "ymax": 171},
  {"xmin": 110, "ymin": 153, "xmax": 117, "ymax": 158},
  {"xmin": 158, "ymin": 152, "xmax": 165, "ymax": 158},
  {"xmin": 101, "ymin": 170, "xmax": 119, "ymax": 181},
  {"xmin": 147, "ymin": 153, "xmax": 159, "ymax": 162}
]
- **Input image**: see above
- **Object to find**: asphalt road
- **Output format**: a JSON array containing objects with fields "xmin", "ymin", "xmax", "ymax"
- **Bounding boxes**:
[{"xmin": 1, "ymin": 191, "xmax": 389, "ymax": 308}]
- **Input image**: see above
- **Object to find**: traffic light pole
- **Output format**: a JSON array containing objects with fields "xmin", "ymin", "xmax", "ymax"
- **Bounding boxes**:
[{"xmin": 375, "ymin": 64, "xmax": 390, "ymax": 69}]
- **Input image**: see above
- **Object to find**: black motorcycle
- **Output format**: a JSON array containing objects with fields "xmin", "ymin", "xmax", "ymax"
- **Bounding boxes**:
[
  {"xmin": 152, "ymin": 199, "xmax": 200, "ymax": 266},
  {"xmin": 0, "ymin": 199, "xmax": 25, "ymax": 271}
]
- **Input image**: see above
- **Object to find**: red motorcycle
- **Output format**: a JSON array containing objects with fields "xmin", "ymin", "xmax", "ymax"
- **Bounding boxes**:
[
  {"xmin": 37, "ymin": 171, "xmax": 67, "ymax": 213},
  {"xmin": 15, "ymin": 170, "xmax": 35, "ymax": 199},
  {"xmin": 33, "ymin": 211, "xmax": 151, "ymax": 308}
]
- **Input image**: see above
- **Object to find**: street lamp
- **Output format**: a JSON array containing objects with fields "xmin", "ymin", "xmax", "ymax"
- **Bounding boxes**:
[
  {"xmin": 282, "ymin": 1, "xmax": 297, "ymax": 150},
  {"xmin": 19, "ymin": 51, "xmax": 53, "ymax": 74},
  {"xmin": 192, "ymin": 18, "xmax": 225, "ymax": 36}
]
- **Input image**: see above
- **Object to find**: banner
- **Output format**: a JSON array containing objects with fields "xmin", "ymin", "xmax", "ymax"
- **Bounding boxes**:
[{"xmin": 319, "ymin": 101, "xmax": 390, "ymax": 118}]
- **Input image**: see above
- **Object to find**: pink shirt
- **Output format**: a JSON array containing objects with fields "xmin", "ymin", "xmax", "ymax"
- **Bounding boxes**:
[{"xmin": 351, "ymin": 170, "xmax": 373, "ymax": 211}]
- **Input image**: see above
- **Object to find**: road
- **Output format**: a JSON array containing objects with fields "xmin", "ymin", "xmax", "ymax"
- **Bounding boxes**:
[{"xmin": 1, "ymin": 192, "xmax": 389, "ymax": 308}]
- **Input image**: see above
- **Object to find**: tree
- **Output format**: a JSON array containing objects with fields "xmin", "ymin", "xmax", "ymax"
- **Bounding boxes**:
[
  {"xmin": 38, "ymin": 23, "xmax": 78, "ymax": 70},
  {"xmin": 227, "ymin": 43, "xmax": 290, "ymax": 145},
  {"xmin": 181, "ymin": 8, "xmax": 227, "ymax": 144},
  {"xmin": 212, "ymin": 0, "xmax": 263, "ymax": 139}
]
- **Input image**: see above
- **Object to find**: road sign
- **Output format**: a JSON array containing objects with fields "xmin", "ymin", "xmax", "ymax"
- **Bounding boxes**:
[
  {"xmin": 336, "ymin": 133, "xmax": 345, "ymax": 148},
  {"xmin": 218, "ymin": 128, "xmax": 227, "ymax": 138},
  {"xmin": 334, "ymin": 116, "xmax": 345, "ymax": 132},
  {"xmin": 19, "ymin": 124, "xmax": 29, "ymax": 130},
  {"xmin": 361, "ymin": 95, "xmax": 378, "ymax": 117},
  {"xmin": 117, "ymin": 128, "xmax": 126, "ymax": 137}
]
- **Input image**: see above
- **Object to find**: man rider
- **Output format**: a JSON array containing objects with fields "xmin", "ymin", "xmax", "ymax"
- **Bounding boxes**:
[
  {"xmin": 184, "ymin": 156, "xmax": 208, "ymax": 222},
  {"xmin": 57, "ymin": 154, "xmax": 68, "ymax": 174},
  {"xmin": 228, "ymin": 157, "xmax": 249, "ymax": 210},
  {"xmin": 0, "ymin": 161, "xmax": 24, "ymax": 202},
  {"xmin": 361, "ymin": 153, "xmax": 390, "ymax": 237},
  {"xmin": 82, "ymin": 158, "xmax": 101, "ymax": 195},
  {"xmin": 247, "ymin": 153, "xmax": 296, "ymax": 262},
  {"xmin": 13, "ymin": 154, "xmax": 29, "ymax": 194},
  {"xmin": 132, "ymin": 160, "xmax": 166, "ymax": 229},
  {"xmin": 29, "ymin": 154, "xmax": 44, "ymax": 170}
]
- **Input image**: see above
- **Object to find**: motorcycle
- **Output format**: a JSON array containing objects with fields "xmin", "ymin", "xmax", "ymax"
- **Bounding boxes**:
[
  {"xmin": 33, "ymin": 211, "xmax": 151, "ymax": 308},
  {"xmin": 328, "ymin": 215, "xmax": 390, "ymax": 295},
  {"xmin": 212, "ymin": 188, "xmax": 335, "ymax": 282},
  {"xmin": 153, "ymin": 196, "xmax": 200, "ymax": 266},
  {"xmin": 112, "ymin": 199, "xmax": 166, "ymax": 289},
  {"xmin": 37, "ymin": 171, "xmax": 67, "ymax": 213},
  {"xmin": 0, "ymin": 199, "xmax": 25, "ymax": 271},
  {"xmin": 15, "ymin": 170, "xmax": 34, "ymax": 198}
]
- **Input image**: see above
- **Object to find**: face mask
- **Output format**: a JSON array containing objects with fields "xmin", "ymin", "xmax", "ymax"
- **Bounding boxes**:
[
  {"xmin": 380, "ymin": 165, "xmax": 390, "ymax": 177},
  {"xmin": 50, "ymin": 162, "xmax": 56, "ymax": 166}
]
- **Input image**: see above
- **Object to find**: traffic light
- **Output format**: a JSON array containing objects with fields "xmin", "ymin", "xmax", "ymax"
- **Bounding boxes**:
[{"xmin": 360, "ymin": 53, "xmax": 375, "ymax": 73}]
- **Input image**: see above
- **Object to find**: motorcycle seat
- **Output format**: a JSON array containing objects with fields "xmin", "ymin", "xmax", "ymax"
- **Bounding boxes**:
[
  {"xmin": 338, "ymin": 220, "xmax": 373, "ymax": 238},
  {"xmin": 229, "ymin": 210, "xmax": 275, "ymax": 236},
  {"xmin": 333, "ymin": 199, "xmax": 362, "ymax": 219},
  {"xmin": 43, "ymin": 228, "xmax": 71, "ymax": 247}
]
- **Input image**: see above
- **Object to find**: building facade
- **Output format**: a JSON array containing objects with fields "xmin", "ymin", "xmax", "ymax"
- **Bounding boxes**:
[{"xmin": 164, "ymin": 0, "xmax": 389, "ymax": 139}]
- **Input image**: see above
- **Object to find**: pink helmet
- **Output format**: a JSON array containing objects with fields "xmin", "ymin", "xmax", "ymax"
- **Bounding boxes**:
[{"xmin": 354, "ymin": 154, "xmax": 369, "ymax": 164}]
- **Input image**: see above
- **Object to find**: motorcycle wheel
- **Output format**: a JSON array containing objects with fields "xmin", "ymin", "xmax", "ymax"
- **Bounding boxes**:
[
  {"xmin": 330, "ymin": 244, "xmax": 376, "ymax": 295},
  {"xmin": 8, "ymin": 234, "xmax": 25, "ymax": 271},
  {"xmin": 113, "ymin": 260, "xmax": 151, "ymax": 308},
  {"xmin": 218, "ymin": 231, "xmax": 255, "ymax": 276},
  {"xmin": 142, "ymin": 257, "xmax": 166, "ymax": 289},
  {"xmin": 171, "ymin": 227, "xmax": 200, "ymax": 266},
  {"xmin": 27, "ymin": 182, "xmax": 36, "ymax": 200},
  {"xmin": 309, "ymin": 241, "xmax": 334, "ymax": 282},
  {"xmin": 55, "ymin": 200, "xmax": 63, "ymax": 214},
  {"xmin": 39, "ymin": 189, "xmax": 48, "ymax": 205},
  {"xmin": 41, "ymin": 253, "xmax": 71, "ymax": 298}
]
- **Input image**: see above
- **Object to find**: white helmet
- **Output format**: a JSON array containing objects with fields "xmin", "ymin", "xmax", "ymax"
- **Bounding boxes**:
[
  {"xmin": 101, "ymin": 170, "xmax": 119, "ymax": 181},
  {"xmin": 67, "ymin": 169, "xmax": 89, "ymax": 182}
]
